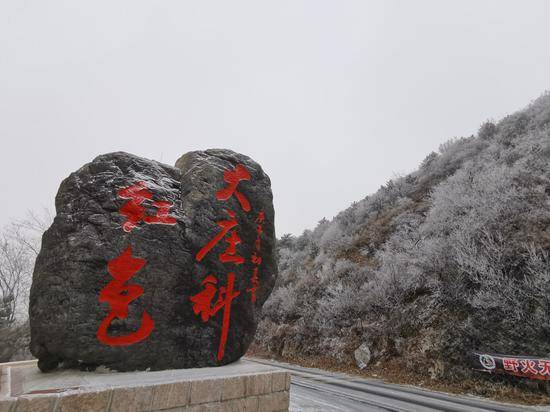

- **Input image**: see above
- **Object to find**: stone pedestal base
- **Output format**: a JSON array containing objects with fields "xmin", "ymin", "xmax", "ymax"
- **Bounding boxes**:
[{"xmin": 0, "ymin": 359, "xmax": 290, "ymax": 412}]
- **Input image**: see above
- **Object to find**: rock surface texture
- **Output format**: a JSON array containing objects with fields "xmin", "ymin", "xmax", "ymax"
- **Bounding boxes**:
[
  {"xmin": 29, "ymin": 150, "xmax": 277, "ymax": 372},
  {"xmin": 353, "ymin": 343, "xmax": 372, "ymax": 370}
]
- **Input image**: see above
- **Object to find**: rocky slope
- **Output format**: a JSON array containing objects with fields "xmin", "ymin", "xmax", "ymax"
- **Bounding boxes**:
[{"xmin": 256, "ymin": 92, "xmax": 550, "ymax": 380}]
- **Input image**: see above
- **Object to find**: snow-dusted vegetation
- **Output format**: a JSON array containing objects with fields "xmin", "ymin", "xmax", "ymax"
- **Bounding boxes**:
[
  {"xmin": 256, "ymin": 92, "xmax": 550, "ymax": 379},
  {"xmin": 0, "ymin": 212, "xmax": 50, "ymax": 362}
]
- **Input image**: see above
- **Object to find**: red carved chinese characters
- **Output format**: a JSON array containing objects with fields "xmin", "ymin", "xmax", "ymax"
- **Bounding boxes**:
[
  {"xmin": 118, "ymin": 181, "xmax": 176, "ymax": 232},
  {"xmin": 196, "ymin": 210, "xmax": 239, "ymax": 262},
  {"xmin": 98, "ymin": 180, "xmax": 177, "ymax": 346},
  {"xmin": 97, "ymin": 246, "xmax": 154, "ymax": 346},
  {"xmin": 190, "ymin": 273, "xmax": 240, "ymax": 361},
  {"xmin": 192, "ymin": 163, "xmax": 266, "ymax": 361},
  {"xmin": 247, "ymin": 211, "xmax": 265, "ymax": 303},
  {"xmin": 216, "ymin": 164, "xmax": 251, "ymax": 212},
  {"xmin": 219, "ymin": 230, "xmax": 245, "ymax": 264}
]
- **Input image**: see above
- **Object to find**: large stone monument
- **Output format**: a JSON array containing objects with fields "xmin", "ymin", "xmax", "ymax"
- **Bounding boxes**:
[{"xmin": 29, "ymin": 149, "xmax": 277, "ymax": 373}]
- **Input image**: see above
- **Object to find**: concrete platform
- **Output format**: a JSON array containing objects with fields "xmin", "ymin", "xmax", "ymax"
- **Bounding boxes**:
[{"xmin": 0, "ymin": 359, "xmax": 290, "ymax": 411}]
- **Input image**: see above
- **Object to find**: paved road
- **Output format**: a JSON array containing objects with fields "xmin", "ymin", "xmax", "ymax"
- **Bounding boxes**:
[{"xmin": 247, "ymin": 358, "xmax": 550, "ymax": 412}]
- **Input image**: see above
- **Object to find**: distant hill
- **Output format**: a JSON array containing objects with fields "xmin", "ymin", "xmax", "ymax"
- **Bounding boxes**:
[{"xmin": 256, "ymin": 92, "xmax": 550, "ymax": 380}]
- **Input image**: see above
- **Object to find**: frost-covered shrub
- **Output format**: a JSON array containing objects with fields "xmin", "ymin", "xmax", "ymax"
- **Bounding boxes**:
[
  {"xmin": 528, "ymin": 91, "xmax": 550, "ymax": 128},
  {"xmin": 478, "ymin": 121, "xmax": 497, "ymax": 140},
  {"xmin": 319, "ymin": 222, "xmax": 344, "ymax": 250},
  {"xmin": 256, "ymin": 91, "xmax": 550, "ymax": 378},
  {"xmin": 420, "ymin": 151, "xmax": 438, "ymax": 170},
  {"xmin": 261, "ymin": 285, "xmax": 299, "ymax": 323}
]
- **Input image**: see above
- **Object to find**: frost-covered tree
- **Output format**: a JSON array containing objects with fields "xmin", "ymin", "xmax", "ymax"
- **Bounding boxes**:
[
  {"xmin": 0, "ymin": 210, "xmax": 51, "ymax": 362},
  {"xmin": 256, "ymin": 92, "xmax": 550, "ymax": 379}
]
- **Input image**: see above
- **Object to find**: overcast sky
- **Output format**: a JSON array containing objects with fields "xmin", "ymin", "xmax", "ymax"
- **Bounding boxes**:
[{"xmin": 1, "ymin": 1, "xmax": 549, "ymax": 236}]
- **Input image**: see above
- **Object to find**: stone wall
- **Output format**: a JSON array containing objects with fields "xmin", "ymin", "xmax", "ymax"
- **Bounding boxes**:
[{"xmin": 0, "ymin": 361, "xmax": 290, "ymax": 411}]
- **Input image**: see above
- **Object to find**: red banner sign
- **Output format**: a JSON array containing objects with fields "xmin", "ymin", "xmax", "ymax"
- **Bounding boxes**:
[{"xmin": 473, "ymin": 352, "xmax": 550, "ymax": 380}]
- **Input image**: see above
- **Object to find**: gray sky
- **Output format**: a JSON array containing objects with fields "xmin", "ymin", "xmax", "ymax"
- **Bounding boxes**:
[{"xmin": 1, "ymin": 1, "xmax": 549, "ymax": 236}]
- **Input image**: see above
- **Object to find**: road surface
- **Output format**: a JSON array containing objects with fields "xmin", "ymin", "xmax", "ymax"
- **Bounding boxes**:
[{"xmin": 247, "ymin": 358, "xmax": 550, "ymax": 412}]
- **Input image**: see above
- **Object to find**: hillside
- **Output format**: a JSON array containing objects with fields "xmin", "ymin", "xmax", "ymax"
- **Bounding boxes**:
[{"xmin": 255, "ymin": 92, "xmax": 550, "ymax": 381}]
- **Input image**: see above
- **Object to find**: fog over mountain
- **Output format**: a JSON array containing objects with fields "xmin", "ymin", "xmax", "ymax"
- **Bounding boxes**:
[{"xmin": 2, "ymin": 1, "xmax": 550, "ymax": 237}]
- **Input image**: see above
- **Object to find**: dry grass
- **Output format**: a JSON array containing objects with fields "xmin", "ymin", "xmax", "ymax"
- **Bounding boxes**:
[{"xmin": 247, "ymin": 345, "xmax": 550, "ymax": 407}]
